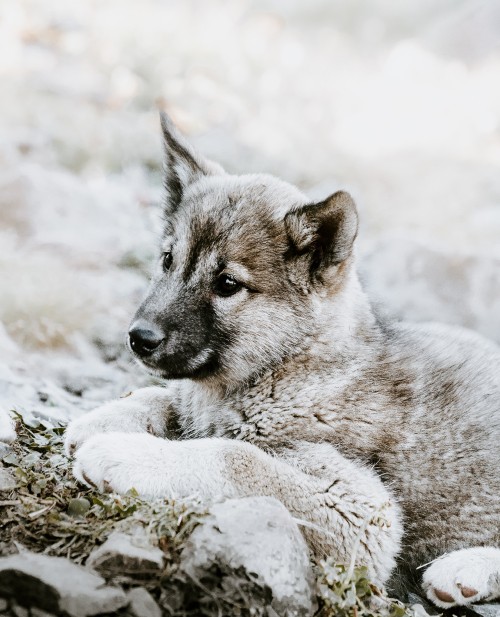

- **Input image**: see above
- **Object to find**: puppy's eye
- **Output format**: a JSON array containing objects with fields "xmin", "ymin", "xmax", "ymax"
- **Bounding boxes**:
[
  {"xmin": 214, "ymin": 274, "xmax": 242, "ymax": 297},
  {"xmin": 162, "ymin": 252, "xmax": 173, "ymax": 271}
]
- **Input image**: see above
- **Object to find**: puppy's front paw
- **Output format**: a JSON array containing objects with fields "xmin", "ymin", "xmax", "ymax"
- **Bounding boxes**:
[
  {"xmin": 73, "ymin": 433, "xmax": 235, "ymax": 501},
  {"xmin": 73, "ymin": 432, "xmax": 174, "ymax": 498},
  {"xmin": 65, "ymin": 396, "xmax": 146, "ymax": 456},
  {"xmin": 65, "ymin": 413, "xmax": 103, "ymax": 457},
  {"xmin": 422, "ymin": 547, "xmax": 500, "ymax": 608}
]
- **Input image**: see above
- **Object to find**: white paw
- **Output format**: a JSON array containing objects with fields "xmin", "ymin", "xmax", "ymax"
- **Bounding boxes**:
[
  {"xmin": 73, "ymin": 432, "xmax": 176, "ymax": 497},
  {"xmin": 65, "ymin": 411, "xmax": 106, "ymax": 456},
  {"xmin": 64, "ymin": 388, "xmax": 168, "ymax": 456},
  {"xmin": 422, "ymin": 547, "xmax": 500, "ymax": 608},
  {"xmin": 73, "ymin": 432, "xmax": 232, "ymax": 500}
]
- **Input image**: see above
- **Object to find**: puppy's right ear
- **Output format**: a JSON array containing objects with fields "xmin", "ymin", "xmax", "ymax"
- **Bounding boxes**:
[{"xmin": 160, "ymin": 112, "xmax": 224, "ymax": 213}]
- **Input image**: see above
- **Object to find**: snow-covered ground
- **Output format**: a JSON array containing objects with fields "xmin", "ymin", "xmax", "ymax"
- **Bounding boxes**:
[{"xmin": 0, "ymin": 0, "xmax": 499, "ymax": 429}]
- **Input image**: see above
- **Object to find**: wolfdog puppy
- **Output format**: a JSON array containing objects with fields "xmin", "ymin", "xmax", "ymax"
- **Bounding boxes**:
[{"xmin": 65, "ymin": 113, "xmax": 500, "ymax": 607}]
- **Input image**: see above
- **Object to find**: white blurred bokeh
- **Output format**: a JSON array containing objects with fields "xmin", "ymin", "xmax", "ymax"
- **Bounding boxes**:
[{"xmin": 0, "ymin": 0, "xmax": 499, "ymax": 423}]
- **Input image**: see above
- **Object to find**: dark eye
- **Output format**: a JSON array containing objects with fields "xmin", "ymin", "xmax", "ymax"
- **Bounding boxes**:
[
  {"xmin": 214, "ymin": 273, "xmax": 242, "ymax": 297},
  {"xmin": 162, "ymin": 252, "xmax": 173, "ymax": 271}
]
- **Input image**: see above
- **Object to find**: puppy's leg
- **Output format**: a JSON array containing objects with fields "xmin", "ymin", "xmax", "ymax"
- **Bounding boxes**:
[
  {"xmin": 64, "ymin": 387, "xmax": 178, "ymax": 455},
  {"xmin": 253, "ymin": 441, "xmax": 403, "ymax": 585},
  {"xmin": 422, "ymin": 547, "xmax": 500, "ymax": 608},
  {"xmin": 74, "ymin": 434, "xmax": 401, "ymax": 585}
]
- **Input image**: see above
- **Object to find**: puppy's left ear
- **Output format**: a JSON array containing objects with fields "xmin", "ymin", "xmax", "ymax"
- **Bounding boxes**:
[
  {"xmin": 284, "ymin": 191, "xmax": 358, "ymax": 279},
  {"xmin": 160, "ymin": 111, "xmax": 225, "ymax": 214}
]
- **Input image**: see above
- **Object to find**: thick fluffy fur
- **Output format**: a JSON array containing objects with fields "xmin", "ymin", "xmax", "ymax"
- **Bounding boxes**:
[{"xmin": 65, "ymin": 113, "xmax": 500, "ymax": 606}]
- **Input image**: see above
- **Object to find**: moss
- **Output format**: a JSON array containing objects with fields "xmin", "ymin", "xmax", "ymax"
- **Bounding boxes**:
[
  {"xmin": 0, "ymin": 413, "xmax": 416, "ymax": 616},
  {"xmin": 0, "ymin": 413, "xmax": 203, "ymax": 566}
]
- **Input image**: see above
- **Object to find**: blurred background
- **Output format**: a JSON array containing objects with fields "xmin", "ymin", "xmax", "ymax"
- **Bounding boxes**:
[{"xmin": 0, "ymin": 0, "xmax": 499, "ymax": 423}]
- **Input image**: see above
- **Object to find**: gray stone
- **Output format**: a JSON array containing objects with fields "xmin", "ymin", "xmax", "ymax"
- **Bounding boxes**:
[
  {"xmin": 12, "ymin": 605, "xmax": 29, "ymax": 617},
  {"xmin": 0, "ymin": 551, "xmax": 127, "ymax": 617},
  {"xmin": 407, "ymin": 592, "xmax": 439, "ymax": 615},
  {"xmin": 409, "ymin": 603, "xmax": 434, "ymax": 617},
  {"xmin": 0, "ymin": 444, "xmax": 13, "ymax": 460},
  {"xmin": 181, "ymin": 496, "xmax": 315, "ymax": 616},
  {"xmin": 0, "ymin": 468, "xmax": 16, "ymax": 492},
  {"xmin": 0, "ymin": 598, "xmax": 7, "ymax": 611},
  {"xmin": 127, "ymin": 587, "xmax": 162, "ymax": 617},
  {"xmin": 470, "ymin": 605, "xmax": 500, "ymax": 617},
  {"xmin": 31, "ymin": 609, "xmax": 56, "ymax": 617},
  {"xmin": 86, "ymin": 530, "xmax": 165, "ymax": 580}
]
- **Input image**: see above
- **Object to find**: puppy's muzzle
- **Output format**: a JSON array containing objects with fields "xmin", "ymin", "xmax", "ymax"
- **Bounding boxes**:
[{"xmin": 128, "ymin": 321, "xmax": 164, "ymax": 358}]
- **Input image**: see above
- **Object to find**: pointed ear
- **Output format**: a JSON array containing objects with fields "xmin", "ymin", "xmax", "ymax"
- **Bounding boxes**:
[
  {"xmin": 160, "ymin": 111, "xmax": 224, "ymax": 213},
  {"xmin": 284, "ymin": 191, "xmax": 358, "ymax": 278}
]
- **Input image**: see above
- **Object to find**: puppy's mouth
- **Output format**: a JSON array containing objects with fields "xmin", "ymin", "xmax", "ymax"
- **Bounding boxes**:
[{"xmin": 134, "ymin": 347, "xmax": 219, "ymax": 380}]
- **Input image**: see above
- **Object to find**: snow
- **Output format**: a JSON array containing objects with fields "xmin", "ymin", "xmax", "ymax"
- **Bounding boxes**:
[{"xmin": 0, "ymin": 0, "xmax": 499, "ymax": 427}]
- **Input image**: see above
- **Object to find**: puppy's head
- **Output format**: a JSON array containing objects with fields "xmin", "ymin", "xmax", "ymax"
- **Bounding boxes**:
[{"xmin": 129, "ymin": 113, "xmax": 358, "ymax": 386}]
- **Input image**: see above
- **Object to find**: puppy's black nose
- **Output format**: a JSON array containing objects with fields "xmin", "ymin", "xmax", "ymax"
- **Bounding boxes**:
[{"xmin": 128, "ymin": 323, "xmax": 164, "ymax": 357}]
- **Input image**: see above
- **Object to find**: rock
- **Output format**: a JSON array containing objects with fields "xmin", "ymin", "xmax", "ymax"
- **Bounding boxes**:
[
  {"xmin": 409, "ymin": 603, "xmax": 434, "ymax": 617},
  {"xmin": 0, "ymin": 598, "xmax": 7, "ymax": 612},
  {"xmin": 0, "ymin": 551, "xmax": 127, "ymax": 617},
  {"xmin": 86, "ymin": 530, "xmax": 165, "ymax": 580},
  {"xmin": 127, "ymin": 587, "xmax": 162, "ymax": 617},
  {"xmin": 407, "ymin": 592, "xmax": 440, "ymax": 615},
  {"xmin": 0, "ymin": 443, "xmax": 13, "ymax": 460},
  {"xmin": 0, "ymin": 468, "xmax": 16, "ymax": 492},
  {"xmin": 470, "ymin": 605, "xmax": 500, "ymax": 617},
  {"xmin": 67, "ymin": 497, "xmax": 91, "ymax": 517},
  {"xmin": 180, "ymin": 496, "xmax": 315, "ymax": 617},
  {"xmin": 12, "ymin": 605, "xmax": 29, "ymax": 617},
  {"xmin": 30, "ymin": 609, "xmax": 56, "ymax": 617}
]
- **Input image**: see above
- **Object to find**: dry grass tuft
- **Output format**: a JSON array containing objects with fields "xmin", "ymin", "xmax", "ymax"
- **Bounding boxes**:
[{"xmin": 0, "ymin": 413, "xmax": 415, "ymax": 616}]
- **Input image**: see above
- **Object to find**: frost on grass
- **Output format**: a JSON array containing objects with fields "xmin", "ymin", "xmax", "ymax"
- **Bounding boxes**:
[
  {"xmin": 315, "ymin": 562, "xmax": 410, "ymax": 617},
  {"xmin": 0, "ymin": 413, "xmax": 416, "ymax": 616}
]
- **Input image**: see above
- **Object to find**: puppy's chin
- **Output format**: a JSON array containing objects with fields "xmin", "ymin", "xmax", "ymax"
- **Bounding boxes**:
[{"xmin": 135, "ymin": 350, "xmax": 220, "ymax": 381}]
